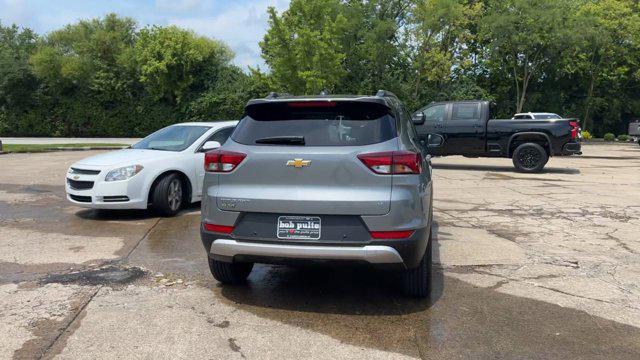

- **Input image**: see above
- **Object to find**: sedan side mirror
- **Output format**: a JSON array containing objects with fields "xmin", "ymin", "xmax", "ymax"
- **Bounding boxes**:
[
  {"xmin": 201, "ymin": 141, "xmax": 221, "ymax": 151},
  {"xmin": 426, "ymin": 134, "xmax": 444, "ymax": 148},
  {"xmin": 412, "ymin": 112, "xmax": 425, "ymax": 125}
]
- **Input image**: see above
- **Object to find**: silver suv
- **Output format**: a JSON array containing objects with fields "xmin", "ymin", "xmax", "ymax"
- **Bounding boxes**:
[{"xmin": 200, "ymin": 91, "xmax": 434, "ymax": 297}]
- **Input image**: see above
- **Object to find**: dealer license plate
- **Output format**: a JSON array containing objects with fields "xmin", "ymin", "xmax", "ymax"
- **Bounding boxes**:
[{"xmin": 277, "ymin": 216, "xmax": 321, "ymax": 240}]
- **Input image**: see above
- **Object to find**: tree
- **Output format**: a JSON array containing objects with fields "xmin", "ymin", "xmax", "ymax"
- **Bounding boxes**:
[
  {"xmin": 0, "ymin": 23, "xmax": 39, "ymax": 134},
  {"xmin": 338, "ymin": 0, "xmax": 411, "ymax": 96},
  {"xmin": 260, "ymin": 0, "xmax": 348, "ymax": 94},
  {"xmin": 135, "ymin": 25, "xmax": 234, "ymax": 104},
  {"xmin": 479, "ymin": 0, "xmax": 570, "ymax": 113},
  {"xmin": 565, "ymin": 0, "xmax": 640, "ymax": 131},
  {"xmin": 410, "ymin": 0, "xmax": 480, "ymax": 105},
  {"xmin": 0, "ymin": 23, "xmax": 38, "ymax": 110}
]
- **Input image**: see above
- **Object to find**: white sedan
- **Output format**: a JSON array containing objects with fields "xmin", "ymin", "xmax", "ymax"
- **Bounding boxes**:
[{"xmin": 66, "ymin": 121, "xmax": 237, "ymax": 216}]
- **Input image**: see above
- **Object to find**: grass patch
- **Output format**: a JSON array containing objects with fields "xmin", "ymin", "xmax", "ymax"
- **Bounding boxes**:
[{"xmin": 2, "ymin": 143, "xmax": 128, "ymax": 153}]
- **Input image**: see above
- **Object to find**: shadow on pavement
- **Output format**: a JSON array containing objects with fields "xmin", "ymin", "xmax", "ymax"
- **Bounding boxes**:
[
  {"xmin": 432, "ymin": 163, "xmax": 581, "ymax": 174},
  {"xmin": 215, "ymin": 221, "xmax": 640, "ymax": 358},
  {"xmin": 219, "ymin": 222, "xmax": 444, "ymax": 317},
  {"xmin": 74, "ymin": 202, "xmax": 201, "ymax": 221}
]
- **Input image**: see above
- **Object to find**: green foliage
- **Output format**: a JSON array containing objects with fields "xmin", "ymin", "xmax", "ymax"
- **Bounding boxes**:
[
  {"xmin": 617, "ymin": 134, "xmax": 629, "ymax": 141},
  {"xmin": 1, "ymin": 2, "xmax": 640, "ymax": 138},
  {"xmin": 135, "ymin": 26, "xmax": 233, "ymax": 104},
  {"xmin": 581, "ymin": 130, "xmax": 592, "ymax": 140},
  {"xmin": 260, "ymin": 0, "xmax": 348, "ymax": 94},
  {"xmin": 0, "ymin": 15, "xmax": 243, "ymax": 137},
  {"xmin": 603, "ymin": 133, "xmax": 616, "ymax": 141}
]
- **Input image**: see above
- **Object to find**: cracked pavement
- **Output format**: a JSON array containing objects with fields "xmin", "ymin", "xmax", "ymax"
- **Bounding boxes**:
[{"xmin": 1, "ymin": 143, "xmax": 639, "ymax": 359}]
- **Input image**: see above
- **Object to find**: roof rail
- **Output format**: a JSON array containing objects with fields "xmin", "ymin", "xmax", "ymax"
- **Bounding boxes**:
[
  {"xmin": 375, "ymin": 90, "xmax": 398, "ymax": 99},
  {"xmin": 265, "ymin": 92, "xmax": 291, "ymax": 99}
]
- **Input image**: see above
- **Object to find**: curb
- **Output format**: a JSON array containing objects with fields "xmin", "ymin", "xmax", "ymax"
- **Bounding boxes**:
[{"xmin": 0, "ymin": 146, "xmax": 128, "ymax": 155}]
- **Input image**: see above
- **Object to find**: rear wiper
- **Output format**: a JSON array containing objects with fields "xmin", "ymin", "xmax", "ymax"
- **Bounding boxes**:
[{"xmin": 255, "ymin": 136, "xmax": 305, "ymax": 145}]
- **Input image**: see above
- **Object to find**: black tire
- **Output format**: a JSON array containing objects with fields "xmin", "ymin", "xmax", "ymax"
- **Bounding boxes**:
[
  {"xmin": 402, "ymin": 232, "xmax": 432, "ymax": 298},
  {"xmin": 151, "ymin": 173, "xmax": 184, "ymax": 217},
  {"xmin": 208, "ymin": 257, "xmax": 253, "ymax": 284},
  {"xmin": 512, "ymin": 142, "xmax": 548, "ymax": 173}
]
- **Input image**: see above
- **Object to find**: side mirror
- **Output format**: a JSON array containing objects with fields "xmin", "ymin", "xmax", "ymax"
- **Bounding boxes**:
[
  {"xmin": 426, "ymin": 134, "xmax": 444, "ymax": 148},
  {"xmin": 412, "ymin": 112, "xmax": 425, "ymax": 125},
  {"xmin": 201, "ymin": 141, "xmax": 221, "ymax": 151}
]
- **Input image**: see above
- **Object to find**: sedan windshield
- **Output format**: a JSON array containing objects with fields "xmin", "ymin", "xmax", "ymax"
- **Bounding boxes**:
[
  {"xmin": 132, "ymin": 125, "xmax": 210, "ymax": 152},
  {"xmin": 535, "ymin": 114, "xmax": 561, "ymax": 119}
]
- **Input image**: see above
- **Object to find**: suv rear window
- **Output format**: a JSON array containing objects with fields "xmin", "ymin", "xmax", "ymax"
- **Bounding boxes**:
[{"xmin": 232, "ymin": 101, "xmax": 396, "ymax": 146}]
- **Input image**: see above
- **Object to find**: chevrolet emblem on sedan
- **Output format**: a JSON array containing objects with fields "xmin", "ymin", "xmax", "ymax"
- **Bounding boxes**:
[{"xmin": 286, "ymin": 159, "xmax": 311, "ymax": 168}]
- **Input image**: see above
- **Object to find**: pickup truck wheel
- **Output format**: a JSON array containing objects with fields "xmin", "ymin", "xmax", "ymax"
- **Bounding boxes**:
[
  {"xmin": 402, "ymin": 232, "xmax": 432, "ymax": 298},
  {"xmin": 208, "ymin": 257, "xmax": 253, "ymax": 284},
  {"xmin": 512, "ymin": 143, "xmax": 548, "ymax": 173},
  {"xmin": 151, "ymin": 173, "xmax": 183, "ymax": 217}
]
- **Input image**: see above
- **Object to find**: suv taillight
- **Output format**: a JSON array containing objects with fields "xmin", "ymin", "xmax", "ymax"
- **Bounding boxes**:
[
  {"xmin": 357, "ymin": 151, "xmax": 422, "ymax": 174},
  {"xmin": 569, "ymin": 121, "xmax": 579, "ymax": 139},
  {"xmin": 204, "ymin": 150, "xmax": 246, "ymax": 172}
]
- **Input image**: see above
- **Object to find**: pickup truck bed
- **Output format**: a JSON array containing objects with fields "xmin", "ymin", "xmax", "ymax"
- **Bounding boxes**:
[{"xmin": 413, "ymin": 100, "xmax": 582, "ymax": 172}]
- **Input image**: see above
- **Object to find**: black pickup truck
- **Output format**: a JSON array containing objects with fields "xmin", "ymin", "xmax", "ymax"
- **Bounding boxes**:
[{"xmin": 412, "ymin": 100, "xmax": 582, "ymax": 172}]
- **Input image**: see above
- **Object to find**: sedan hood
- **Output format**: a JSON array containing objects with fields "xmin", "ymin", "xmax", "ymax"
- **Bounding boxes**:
[{"xmin": 74, "ymin": 149, "xmax": 175, "ymax": 167}]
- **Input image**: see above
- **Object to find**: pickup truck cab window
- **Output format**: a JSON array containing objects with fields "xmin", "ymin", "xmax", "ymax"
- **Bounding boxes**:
[
  {"xmin": 424, "ymin": 104, "xmax": 446, "ymax": 123},
  {"xmin": 451, "ymin": 103, "xmax": 480, "ymax": 121}
]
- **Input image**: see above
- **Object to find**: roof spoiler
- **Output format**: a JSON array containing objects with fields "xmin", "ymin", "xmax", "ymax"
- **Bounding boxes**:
[
  {"xmin": 265, "ymin": 92, "xmax": 292, "ymax": 99},
  {"xmin": 375, "ymin": 90, "xmax": 398, "ymax": 99}
]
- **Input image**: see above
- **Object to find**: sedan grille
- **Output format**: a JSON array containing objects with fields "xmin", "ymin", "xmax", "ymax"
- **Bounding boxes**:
[
  {"xmin": 70, "ymin": 167, "xmax": 101, "ymax": 175},
  {"xmin": 67, "ymin": 179, "xmax": 94, "ymax": 190}
]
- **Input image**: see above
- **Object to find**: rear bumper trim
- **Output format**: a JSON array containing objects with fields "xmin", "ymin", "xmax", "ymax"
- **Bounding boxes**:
[
  {"xmin": 210, "ymin": 239, "xmax": 404, "ymax": 264},
  {"xmin": 562, "ymin": 142, "xmax": 582, "ymax": 155}
]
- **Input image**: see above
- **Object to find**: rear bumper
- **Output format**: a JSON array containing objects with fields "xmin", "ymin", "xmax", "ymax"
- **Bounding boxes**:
[
  {"xmin": 561, "ymin": 141, "xmax": 582, "ymax": 155},
  {"xmin": 201, "ymin": 225, "xmax": 430, "ymax": 270},
  {"xmin": 210, "ymin": 239, "xmax": 404, "ymax": 264}
]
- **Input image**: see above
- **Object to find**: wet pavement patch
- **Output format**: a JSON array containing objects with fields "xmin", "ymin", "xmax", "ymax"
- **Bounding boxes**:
[
  {"xmin": 22, "ymin": 186, "xmax": 52, "ymax": 194},
  {"xmin": 41, "ymin": 266, "xmax": 146, "ymax": 286}
]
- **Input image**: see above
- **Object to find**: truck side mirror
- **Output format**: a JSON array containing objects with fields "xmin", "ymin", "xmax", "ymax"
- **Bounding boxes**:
[
  {"xmin": 412, "ymin": 112, "xmax": 425, "ymax": 125},
  {"xmin": 426, "ymin": 134, "xmax": 444, "ymax": 148}
]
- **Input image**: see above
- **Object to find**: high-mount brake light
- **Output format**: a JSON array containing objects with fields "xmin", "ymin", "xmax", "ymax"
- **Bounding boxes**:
[
  {"xmin": 357, "ymin": 151, "xmax": 422, "ymax": 175},
  {"xmin": 204, "ymin": 150, "xmax": 246, "ymax": 173},
  {"xmin": 287, "ymin": 101, "xmax": 337, "ymax": 108}
]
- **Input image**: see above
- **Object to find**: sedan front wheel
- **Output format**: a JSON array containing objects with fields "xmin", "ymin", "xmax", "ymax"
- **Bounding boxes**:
[{"xmin": 151, "ymin": 173, "xmax": 184, "ymax": 217}]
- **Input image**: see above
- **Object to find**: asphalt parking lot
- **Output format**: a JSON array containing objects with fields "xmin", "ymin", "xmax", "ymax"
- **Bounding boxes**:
[{"xmin": 1, "ymin": 143, "xmax": 639, "ymax": 359}]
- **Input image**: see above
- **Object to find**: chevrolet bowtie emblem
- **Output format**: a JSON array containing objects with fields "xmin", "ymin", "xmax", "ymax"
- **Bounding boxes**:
[{"xmin": 286, "ymin": 159, "xmax": 311, "ymax": 168}]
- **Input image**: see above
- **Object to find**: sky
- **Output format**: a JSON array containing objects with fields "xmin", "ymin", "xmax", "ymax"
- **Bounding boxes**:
[{"xmin": 0, "ymin": 0, "xmax": 291, "ymax": 69}]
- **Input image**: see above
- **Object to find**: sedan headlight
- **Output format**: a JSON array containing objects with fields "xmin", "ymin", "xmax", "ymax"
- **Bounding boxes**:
[{"xmin": 105, "ymin": 165, "xmax": 143, "ymax": 182}]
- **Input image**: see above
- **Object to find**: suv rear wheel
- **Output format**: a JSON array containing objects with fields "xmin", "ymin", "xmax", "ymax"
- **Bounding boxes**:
[
  {"xmin": 512, "ymin": 142, "xmax": 548, "ymax": 173},
  {"xmin": 402, "ymin": 232, "xmax": 432, "ymax": 298},
  {"xmin": 208, "ymin": 257, "xmax": 254, "ymax": 284}
]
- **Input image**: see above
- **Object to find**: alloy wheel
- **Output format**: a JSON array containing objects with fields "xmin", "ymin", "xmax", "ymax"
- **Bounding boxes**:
[
  {"xmin": 518, "ymin": 147, "xmax": 541, "ymax": 170},
  {"xmin": 167, "ymin": 179, "xmax": 182, "ymax": 211}
]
